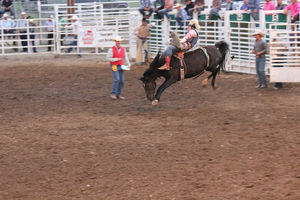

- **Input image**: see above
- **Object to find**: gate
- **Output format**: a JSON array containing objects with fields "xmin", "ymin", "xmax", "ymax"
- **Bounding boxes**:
[{"xmin": 269, "ymin": 24, "xmax": 300, "ymax": 82}]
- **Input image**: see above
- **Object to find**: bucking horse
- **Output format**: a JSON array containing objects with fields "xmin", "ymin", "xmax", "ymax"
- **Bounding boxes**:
[{"xmin": 140, "ymin": 41, "xmax": 230, "ymax": 105}]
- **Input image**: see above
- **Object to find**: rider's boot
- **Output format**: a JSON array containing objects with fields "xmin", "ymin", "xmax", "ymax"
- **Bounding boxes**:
[{"xmin": 158, "ymin": 56, "xmax": 171, "ymax": 70}]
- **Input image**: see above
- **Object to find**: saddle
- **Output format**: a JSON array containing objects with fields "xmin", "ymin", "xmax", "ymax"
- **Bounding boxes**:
[{"xmin": 174, "ymin": 51, "xmax": 185, "ymax": 80}]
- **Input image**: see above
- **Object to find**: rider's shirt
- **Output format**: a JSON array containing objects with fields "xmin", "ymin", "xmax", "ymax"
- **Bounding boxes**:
[{"xmin": 181, "ymin": 28, "xmax": 198, "ymax": 49}]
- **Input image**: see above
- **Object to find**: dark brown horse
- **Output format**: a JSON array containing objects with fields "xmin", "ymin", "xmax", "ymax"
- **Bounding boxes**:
[{"xmin": 140, "ymin": 41, "xmax": 229, "ymax": 105}]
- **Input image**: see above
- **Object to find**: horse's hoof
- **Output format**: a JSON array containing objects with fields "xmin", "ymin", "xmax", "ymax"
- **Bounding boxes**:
[
  {"xmin": 152, "ymin": 100, "xmax": 159, "ymax": 106},
  {"xmin": 202, "ymin": 78, "xmax": 208, "ymax": 87}
]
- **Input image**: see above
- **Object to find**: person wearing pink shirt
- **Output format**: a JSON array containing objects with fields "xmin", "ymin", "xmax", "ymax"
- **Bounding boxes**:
[
  {"xmin": 284, "ymin": 0, "xmax": 300, "ymax": 23},
  {"xmin": 263, "ymin": 0, "xmax": 275, "ymax": 15},
  {"xmin": 158, "ymin": 19, "xmax": 200, "ymax": 70}
]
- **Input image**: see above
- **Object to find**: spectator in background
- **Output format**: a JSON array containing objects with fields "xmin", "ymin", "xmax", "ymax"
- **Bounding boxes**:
[
  {"xmin": 193, "ymin": 0, "xmax": 205, "ymax": 20},
  {"xmin": 175, "ymin": 3, "xmax": 190, "ymax": 26},
  {"xmin": 252, "ymin": 29, "xmax": 267, "ymax": 88},
  {"xmin": 184, "ymin": 0, "xmax": 194, "ymax": 18},
  {"xmin": 226, "ymin": 0, "xmax": 238, "ymax": 11},
  {"xmin": 67, "ymin": 15, "xmax": 81, "ymax": 58},
  {"xmin": 16, "ymin": 12, "xmax": 28, "ymax": 52},
  {"xmin": 284, "ymin": 0, "xmax": 300, "ymax": 23},
  {"xmin": 106, "ymin": 36, "xmax": 131, "ymax": 100},
  {"xmin": 276, "ymin": 0, "xmax": 287, "ymax": 10},
  {"xmin": 1, "ymin": 13, "xmax": 15, "ymax": 34},
  {"xmin": 134, "ymin": 18, "xmax": 155, "ymax": 64},
  {"xmin": 0, "ymin": 0, "xmax": 14, "ymax": 18},
  {"xmin": 263, "ymin": 0, "xmax": 276, "ymax": 14},
  {"xmin": 269, "ymin": 31, "xmax": 287, "ymax": 89},
  {"xmin": 158, "ymin": 0, "xmax": 174, "ymax": 21},
  {"xmin": 247, "ymin": 0, "xmax": 260, "ymax": 21},
  {"xmin": 154, "ymin": 0, "xmax": 165, "ymax": 19},
  {"xmin": 209, "ymin": 0, "xmax": 222, "ymax": 20},
  {"xmin": 45, "ymin": 16, "xmax": 54, "ymax": 52},
  {"xmin": 240, "ymin": 0, "xmax": 249, "ymax": 10},
  {"xmin": 58, "ymin": 13, "xmax": 67, "ymax": 46},
  {"xmin": 29, "ymin": 18, "xmax": 37, "ymax": 53},
  {"xmin": 139, "ymin": 0, "xmax": 154, "ymax": 19}
]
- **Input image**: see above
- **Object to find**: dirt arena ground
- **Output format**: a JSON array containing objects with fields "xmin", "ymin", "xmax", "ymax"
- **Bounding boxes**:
[{"xmin": 0, "ymin": 55, "xmax": 300, "ymax": 200}]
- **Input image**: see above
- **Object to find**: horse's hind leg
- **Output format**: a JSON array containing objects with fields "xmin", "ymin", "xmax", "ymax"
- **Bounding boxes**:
[
  {"xmin": 211, "ymin": 66, "xmax": 222, "ymax": 89},
  {"xmin": 202, "ymin": 73, "xmax": 213, "ymax": 87}
]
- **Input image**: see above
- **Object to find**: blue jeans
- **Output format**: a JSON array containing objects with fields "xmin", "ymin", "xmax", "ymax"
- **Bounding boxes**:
[
  {"xmin": 158, "ymin": 8, "xmax": 172, "ymax": 19},
  {"xmin": 67, "ymin": 35, "xmax": 81, "ymax": 56},
  {"xmin": 111, "ymin": 65, "xmax": 124, "ymax": 96},
  {"xmin": 139, "ymin": 7, "xmax": 154, "ymax": 17},
  {"xmin": 209, "ymin": 8, "xmax": 221, "ymax": 19},
  {"xmin": 0, "ymin": 6, "xmax": 14, "ymax": 17},
  {"xmin": 250, "ymin": 9, "xmax": 259, "ymax": 21},
  {"xmin": 175, "ymin": 17, "xmax": 189, "ymax": 26},
  {"xmin": 255, "ymin": 56, "xmax": 266, "ymax": 86},
  {"xmin": 163, "ymin": 45, "xmax": 178, "ymax": 57}
]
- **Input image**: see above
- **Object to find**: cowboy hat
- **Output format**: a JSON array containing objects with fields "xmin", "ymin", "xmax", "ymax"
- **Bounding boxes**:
[
  {"xmin": 175, "ymin": 3, "xmax": 182, "ymax": 8},
  {"xmin": 189, "ymin": 19, "xmax": 200, "ymax": 30},
  {"xmin": 21, "ymin": 12, "xmax": 26, "ymax": 15},
  {"xmin": 113, "ymin": 35, "xmax": 123, "ymax": 42},
  {"xmin": 3, "ymin": 13, "xmax": 8, "ymax": 17},
  {"xmin": 253, "ymin": 29, "xmax": 264, "ymax": 37},
  {"xmin": 71, "ymin": 15, "xmax": 78, "ymax": 20}
]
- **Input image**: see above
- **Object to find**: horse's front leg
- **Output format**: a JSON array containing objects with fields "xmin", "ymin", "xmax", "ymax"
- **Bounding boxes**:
[{"xmin": 152, "ymin": 78, "xmax": 177, "ymax": 105}]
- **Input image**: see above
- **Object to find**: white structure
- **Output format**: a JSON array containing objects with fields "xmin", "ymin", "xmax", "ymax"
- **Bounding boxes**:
[{"xmin": 0, "ymin": 2, "xmax": 299, "ymax": 82}]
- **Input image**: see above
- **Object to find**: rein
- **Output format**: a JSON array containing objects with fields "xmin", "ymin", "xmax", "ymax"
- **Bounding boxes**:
[{"xmin": 174, "ymin": 53, "xmax": 186, "ymax": 80}]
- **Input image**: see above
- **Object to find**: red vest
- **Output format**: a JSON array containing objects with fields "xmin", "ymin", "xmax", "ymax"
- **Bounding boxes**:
[{"xmin": 110, "ymin": 46, "xmax": 125, "ymax": 65}]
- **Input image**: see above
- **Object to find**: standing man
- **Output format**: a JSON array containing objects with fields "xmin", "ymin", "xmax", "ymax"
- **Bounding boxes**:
[
  {"xmin": 1, "ymin": 13, "xmax": 15, "ymax": 35},
  {"xmin": 67, "ymin": 15, "xmax": 81, "ymax": 57},
  {"xmin": 106, "ymin": 36, "xmax": 131, "ymax": 100},
  {"xmin": 134, "ymin": 18, "xmax": 154, "ymax": 64},
  {"xmin": 252, "ymin": 29, "xmax": 267, "ymax": 88},
  {"xmin": 29, "ymin": 18, "xmax": 38, "ymax": 53},
  {"xmin": 16, "ymin": 12, "xmax": 28, "ymax": 52},
  {"xmin": 45, "ymin": 16, "xmax": 54, "ymax": 51},
  {"xmin": 58, "ymin": 13, "xmax": 67, "ymax": 46}
]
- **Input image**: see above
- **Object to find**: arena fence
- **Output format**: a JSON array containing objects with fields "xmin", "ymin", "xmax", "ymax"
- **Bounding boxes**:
[{"xmin": 0, "ymin": 2, "xmax": 300, "ymax": 82}]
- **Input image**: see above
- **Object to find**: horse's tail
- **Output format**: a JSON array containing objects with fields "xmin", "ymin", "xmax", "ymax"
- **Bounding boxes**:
[{"xmin": 215, "ymin": 41, "xmax": 229, "ymax": 72}]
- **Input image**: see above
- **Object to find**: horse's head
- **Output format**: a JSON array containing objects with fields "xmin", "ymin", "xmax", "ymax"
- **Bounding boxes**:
[
  {"xmin": 140, "ymin": 73, "xmax": 156, "ymax": 101},
  {"xmin": 140, "ymin": 51, "xmax": 165, "ymax": 101}
]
